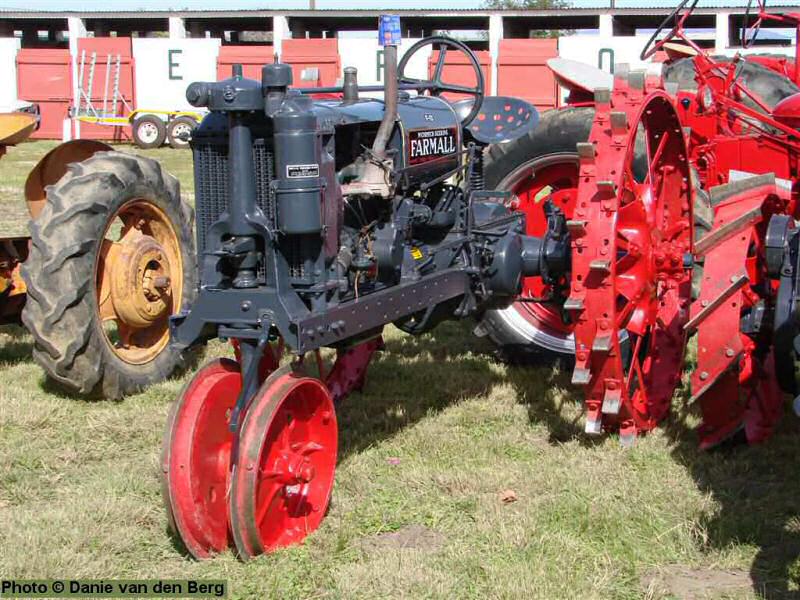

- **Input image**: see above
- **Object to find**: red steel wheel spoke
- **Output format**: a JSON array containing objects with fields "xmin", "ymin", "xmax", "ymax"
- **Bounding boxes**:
[
  {"xmin": 298, "ymin": 441, "xmax": 324, "ymax": 456},
  {"xmin": 255, "ymin": 483, "xmax": 283, "ymax": 526},
  {"xmin": 615, "ymin": 273, "xmax": 645, "ymax": 303},
  {"xmin": 645, "ymin": 131, "xmax": 670, "ymax": 187}
]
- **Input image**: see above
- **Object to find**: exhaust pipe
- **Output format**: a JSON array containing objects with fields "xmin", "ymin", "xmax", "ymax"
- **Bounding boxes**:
[
  {"xmin": 341, "ymin": 15, "xmax": 400, "ymax": 197},
  {"xmin": 372, "ymin": 44, "xmax": 398, "ymax": 159}
]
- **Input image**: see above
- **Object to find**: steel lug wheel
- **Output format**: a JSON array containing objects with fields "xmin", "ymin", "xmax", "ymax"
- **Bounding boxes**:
[
  {"xmin": 568, "ymin": 84, "xmax": 693, "ymax": 440},
  {"xmin": 161, "ymin": 358, "xmax": 241, "ymax": 558},
  {"xmin": 229, "ymin": 367, "xmax": 337, "ymax": 559}
]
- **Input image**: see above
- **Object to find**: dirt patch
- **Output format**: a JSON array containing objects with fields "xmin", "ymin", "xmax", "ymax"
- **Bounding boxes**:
[
  {"xmin": 361, "ymin": 524, "xmax": 446, "ymax": 552},
  {"xmin": 642, "ymin": 565, "xmax": 752, "ymax": 599}
]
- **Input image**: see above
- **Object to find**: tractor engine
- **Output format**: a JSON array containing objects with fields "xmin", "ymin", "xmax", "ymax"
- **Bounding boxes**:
[{"xmin": 171, "ymin": 44, "xmax": 568, "ymax": 375}]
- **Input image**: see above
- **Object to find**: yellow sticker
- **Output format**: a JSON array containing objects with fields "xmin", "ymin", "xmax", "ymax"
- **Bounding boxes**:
[{"xmin": 410, "ymin": 247, "xmax": 423, "ymax": 260}]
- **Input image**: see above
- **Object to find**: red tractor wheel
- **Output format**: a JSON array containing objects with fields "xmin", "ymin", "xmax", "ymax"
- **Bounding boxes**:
[
  {"xmin": 161, "ymin": 359, "xmax": 241, "ymax": 558},
  {"xmin": 229, "ymin": 367, "xmax": 337, "ymax": 559},
  {"xmin": 568, "ymin": 84, "xmax": 693, "ymax": 442}
]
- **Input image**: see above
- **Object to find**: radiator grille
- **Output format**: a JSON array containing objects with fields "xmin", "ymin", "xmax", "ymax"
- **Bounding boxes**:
[
  {"xmin": 193, "ymin": 140, "xmax": 275, "ymax": 255},
  {"xmin": 254, "ymin": 143, "xmax": 276, "ymax": 225},
  {"xmin": 194, "ymin": 143, "xmax": 229, "ymax": 254}
]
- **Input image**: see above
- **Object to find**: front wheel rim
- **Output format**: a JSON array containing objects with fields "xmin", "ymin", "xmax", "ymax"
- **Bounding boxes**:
[
  {"xmin": 171, "ymin": 123, "xmax": 192, "ymax": 145},
  {"xmin": 138, "ymin": 122, "xmax": 159, "ymax": 144},
  {"xmin": 230, "ymin": 371, "xmax": 337, "ymax": 558}
]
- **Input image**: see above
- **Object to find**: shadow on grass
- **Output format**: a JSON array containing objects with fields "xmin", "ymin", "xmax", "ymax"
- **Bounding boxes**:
[
  {"xmin": 335, "ymin": 321, "xmax": 503, "ymax": 458},
  {"xmin": 505, "ymin": 362, "xmax": 609, "ymax": 447},
  {"xmin": 0, "ymin": 324, "xmax": 34, "ymax": 366},
  {"xmin": 339, "ymin": 320, "xmax": 799, "ymax": 597},
  {"xmin": 336, "ymin": 320, "xmax": 598, "ymax": 459},
  {"xmin": 664, "ymin": 401, "xmax": 800, "ymax": 598}
]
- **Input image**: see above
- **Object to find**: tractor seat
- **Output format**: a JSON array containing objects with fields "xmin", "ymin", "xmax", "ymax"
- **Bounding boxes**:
[{"xmin": 453, "ymin": 96, "xmax": 539, "ymax": 145}]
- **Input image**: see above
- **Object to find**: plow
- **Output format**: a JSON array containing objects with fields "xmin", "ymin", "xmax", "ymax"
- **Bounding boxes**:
[{"xmin": 156, "ymin": 1, "xmax": 800, "ymax": 560}]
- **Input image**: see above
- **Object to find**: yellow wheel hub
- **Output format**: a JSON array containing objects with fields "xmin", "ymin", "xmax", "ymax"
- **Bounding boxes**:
[{"xmin": 95, "ymin": 199, "xmax": 183, "ymax": 365}]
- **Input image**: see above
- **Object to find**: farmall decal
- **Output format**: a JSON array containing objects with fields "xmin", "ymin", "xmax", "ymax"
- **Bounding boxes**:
[{"xmin": 408, "ymin": 127, "xmax": 458, "ymax": 165}]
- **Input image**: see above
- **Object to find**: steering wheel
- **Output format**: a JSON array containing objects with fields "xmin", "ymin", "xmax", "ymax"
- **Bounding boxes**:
[
  {"xmin": 641, "ymin": 0, "xmax": 700, "ymax": 60},
  {"xmin": 397, "ymin": 36, "xmax": 485, "ymax": 126},
  {"xmin": 742, "ymin": 0, "xmax": 766, "ymax": 48}
]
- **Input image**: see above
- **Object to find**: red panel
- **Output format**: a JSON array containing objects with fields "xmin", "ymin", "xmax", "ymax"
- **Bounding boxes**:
[
  {"xmin": 17, "ymin": 40, "xmax": 135, "ymax": 141},
  {"xmin": 217, "ymin": 45, "xmax": 275, "ymax": 81},
  {"xmin": 17, "ymin": 48, "xmax": 70, "ymax": 139},
  {"xmin": 218, "ymin": 45, "xmax": 275, "ymax": 80},
  {"xmin": 497, "ymin": 39, "xmax": 558, "ymax": 111},
  {"xmin": 281, "ymin": 39, "xmax": 340, "ymax": 88},
  {"xmin": 75, "ymin": 38, "xmax": 135, "ymax": 141},
  {"xmin": 79, "ymin": 37, "xmax": 133, "ymax": 58},
  {"xmin": 428, "ymin": 49, "xmax": 492, "ymax": 102}
]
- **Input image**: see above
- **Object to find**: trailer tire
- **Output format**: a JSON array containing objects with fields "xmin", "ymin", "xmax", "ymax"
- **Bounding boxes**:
[
  {"xmin": 21, "ymin": 151, "xmax": 198, "ymax": 399},
  {"xmin": 166, "ymin": 117, "xmax": 197, "ymax": 150},
  {"xmin": 132, "ymin": 115, "xmax": 167, "ymax": 149}
]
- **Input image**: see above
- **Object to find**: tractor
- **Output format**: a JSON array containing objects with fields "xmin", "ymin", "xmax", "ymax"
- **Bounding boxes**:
[
  {"xmin": 160, "ymin": 3, "xmax": 800, "ymax": 559},
  {"xmin": 160, "ymin": 34, "xmax": 565, "ymax": 559},
  {"xmin": 0, "ymin": 110, "xmax": 196, "ymax": 398},
  {"xmin": 479, "ymin": 0, "xmax": 800, "ymax": 450}
]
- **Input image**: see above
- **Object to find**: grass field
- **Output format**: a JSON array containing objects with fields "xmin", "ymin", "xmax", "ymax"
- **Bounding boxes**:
[{"xmin": 0, "ymin": 140, "xmax": 799, "ymax": 599}]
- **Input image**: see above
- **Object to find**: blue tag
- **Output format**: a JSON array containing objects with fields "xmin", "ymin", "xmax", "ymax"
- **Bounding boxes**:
[{"xmin": 379, "ymin": 15, "xmax": 401, "ymax": 46}]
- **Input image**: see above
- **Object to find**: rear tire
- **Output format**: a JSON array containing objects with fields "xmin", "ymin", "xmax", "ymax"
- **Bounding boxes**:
[
  {"xmin": 478, "ymin": 107, "xmax": 595, "ymax": 358},
  {"xmin": 663, "ymin": 56, "xmax": 800, "ymax": 111},
  {"xmin": 21, "ymin": 151, "xmax": 197, "ymax": 399},
  {"xmin": 478, "ymin": 107, "xmax": 713, "ymax": 359},
  {"xmin": 132, "ymin": 115, "xmax": 166, "ymax": 149}
]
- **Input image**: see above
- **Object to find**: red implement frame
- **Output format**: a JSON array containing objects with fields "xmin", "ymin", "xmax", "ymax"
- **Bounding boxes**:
[{"xmin": 553, "ymin": 0, "xmax": 800, "ymax": 447}]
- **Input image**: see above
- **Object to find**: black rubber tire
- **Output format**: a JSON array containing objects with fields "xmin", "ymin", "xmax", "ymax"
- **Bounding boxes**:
[
  {"xmin": 132, "ymin": 115, "xmax": 167, "ymax": 149},
  {"xmin": 663, "ymin": 56, "xmax": 800, "ymax": 112},
  {"xmin": 479, "ymin": 107, "xmax": 595, "ymax": 358},
  {"xmin": 691, "ymin": 167, "xmax": 713, "ymax": 300},
  {"xmin": 21, "ymin": 151, "xmax": 198, "ymax": 399},
  {"xmin": 166, "ymin": 117, "xmax": 197, "ymax": 150}
]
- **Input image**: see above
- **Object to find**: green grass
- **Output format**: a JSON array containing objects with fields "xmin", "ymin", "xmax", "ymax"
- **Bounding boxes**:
[
  {"xmin": 0, "ymin": 140, "xmax": 195, "ymax": 237},
  {"xmin": 1, "ymin": 141, "xmax": 799, "ymax": 599}
]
